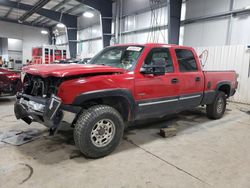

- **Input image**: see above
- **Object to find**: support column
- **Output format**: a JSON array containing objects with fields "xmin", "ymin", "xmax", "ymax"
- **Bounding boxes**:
[
  {"xmin": 168, "ymin": 0, "xmax": 182, "ymax": 44},
  {"xmin": 67, "ymin": 28, "xmax": 77, "ymax": 58},
  {"xmin": 101, "ymin": 17, "xmax": 112, "ymax": 47},
  {"xmin": 62, "ymin": 16, "xmax": 77, "ymax": 58}
]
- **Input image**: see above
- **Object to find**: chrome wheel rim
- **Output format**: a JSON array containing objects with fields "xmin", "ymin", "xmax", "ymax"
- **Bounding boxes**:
[
  {"xmin": 217, "ymin": 98, "xmax": 224, "ymax": 114},
  {"xmin": 91, "ymin": 119, "xmax": 115, "ymax": 147}
]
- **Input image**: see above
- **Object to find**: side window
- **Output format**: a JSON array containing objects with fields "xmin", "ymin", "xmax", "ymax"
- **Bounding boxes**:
[
  {"xmin": 144, "ymin": 48, "xmax": 174, "ymax": 72},
  {"xmin": 175, "ymin": 49, "xmax": 198, "ymax": 72}
]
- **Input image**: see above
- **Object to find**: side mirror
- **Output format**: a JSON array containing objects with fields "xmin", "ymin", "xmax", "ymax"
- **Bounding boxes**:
[{"xmin": 140, "ymin": 58, "xmax": 166, "ymax": 76}]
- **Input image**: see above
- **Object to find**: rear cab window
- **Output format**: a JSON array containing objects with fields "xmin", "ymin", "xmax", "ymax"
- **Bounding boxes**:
[{"xmin": 175, "ymin": 49, "xmax": 198, "ymax": 72}]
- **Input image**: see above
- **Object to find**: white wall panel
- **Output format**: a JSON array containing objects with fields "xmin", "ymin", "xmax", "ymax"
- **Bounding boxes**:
[
  {"xmin": 230, "ymin": 14, "xmax": 250, "ymax": 45},
  {"xmin": 121, "ymin": 29, "xmax": 168, "ymax": 44},
  {"xmin": 195, "ymin": 45, "xmax": 250, "ymax": 104},
  {"xmin": 136, "ymin": 11, "xmax": 152, "ymax": 29},
  {"xmin": 78, "ymin": 39, "xmax": 102, "ymax": 58},
  {"xmin": 122, "ymin": 6, "xmax": 167, "ymax": 33},
  {"xmin": 121, "ymin": 6, "xmax": 168, "ymax": 44},
  {"xmin": 55, "ymin": 35, "xmax": 67, "ymax": 45},
  {"xmin": 77, "ymin": 23, "xmax": 102, "ymax": 58},
  {"xmin": 8, "ymin": 38, "xmax": 22, "ymax": 51},
  {"xmin": 122, "ymin": 0, "xmax": 150, "ymax": 16},
  {"xmin": 183, "ymin": 18, "xmax": 229, "ymax": 47},
  {"xmin": 233, "ymin": 0, "xmax": 250, "ymax": 9},
  {"xmin": 185, "ymin": 0, "xmax": 230, "ymax": 19},
  {"xmin": 78, "ymin": 24, "xmax": 102, "ymax": 40}
]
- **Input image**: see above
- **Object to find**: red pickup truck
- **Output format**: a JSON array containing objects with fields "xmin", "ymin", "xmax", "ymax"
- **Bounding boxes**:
[{"xmin": 14, "ymin": 44, "xmax": 237, "ymax": 158}]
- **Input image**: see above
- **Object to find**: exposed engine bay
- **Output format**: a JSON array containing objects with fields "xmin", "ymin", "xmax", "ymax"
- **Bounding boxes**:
[{"xmin": 23, "ymin": 74, "xmax": 62, "ymax": 98}]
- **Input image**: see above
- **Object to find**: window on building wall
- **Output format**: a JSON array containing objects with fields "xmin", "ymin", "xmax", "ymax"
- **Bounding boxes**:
[{"xmin": 175, "ymin": 49, "xmax": 198, "ymax": 72}]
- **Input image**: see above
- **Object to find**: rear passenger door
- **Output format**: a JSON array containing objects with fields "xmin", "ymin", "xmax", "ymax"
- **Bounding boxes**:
[{"xmin": 175, "ymin": 48, "xmax": 204, "ymax": 110}]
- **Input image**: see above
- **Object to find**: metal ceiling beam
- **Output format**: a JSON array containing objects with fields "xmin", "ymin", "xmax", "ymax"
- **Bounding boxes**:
[
  {"xmin": 66, "ymin": 3, "xmax": 84, "ymax": 14},
  {"xmin": 0, "ymin": 16, "xmax": 50, "ymax": 28},
  {"xmin": 18, "ymin": 0, "xmax": 51, "ymax": 22},
  {"xmin": 32, "ymin": 0, "xmax": 72, "ymax": 24},
  {"xmin": 4, "ymin": 0, "xmax": 22, "ymax": 18},
  {"xmin": 40, "ymin": 4, "xmax": 84, "ymax": 25},
  {"xmin": 40, "ymin": 2, "xmax": 85, "ymax": 25},
  {"xmin": 0, "ymin": 0, "xmax": 76, "ymax": 26}
]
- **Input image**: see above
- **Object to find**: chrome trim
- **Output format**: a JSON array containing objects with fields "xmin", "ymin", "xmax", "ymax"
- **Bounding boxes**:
[
  {"xmin": 179, "ymin": 95, "xmax": 201, "ymax": 100},
  {"xmin": 138, "ymin": 98, "xmax": 178, "ymax": 106}
]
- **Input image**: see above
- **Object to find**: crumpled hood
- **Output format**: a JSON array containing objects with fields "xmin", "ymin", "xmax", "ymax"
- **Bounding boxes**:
[{"xmin": 22, "ymin": 64, "xmax": 125, "ymax": 78}]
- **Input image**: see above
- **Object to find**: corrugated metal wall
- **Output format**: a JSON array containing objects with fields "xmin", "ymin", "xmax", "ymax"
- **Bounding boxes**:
[{"xmin": 195, "ymin": 45, "xmax": 250, "ymax": 104}]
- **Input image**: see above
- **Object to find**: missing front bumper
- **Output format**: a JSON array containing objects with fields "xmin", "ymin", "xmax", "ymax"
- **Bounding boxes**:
[{"xmin": 14, "ymin": 93, "xmax": 81, "ymax": 132}]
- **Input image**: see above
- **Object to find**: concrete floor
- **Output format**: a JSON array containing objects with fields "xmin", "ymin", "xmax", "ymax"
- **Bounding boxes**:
[{"xmin": 0, "ymin": 97, "xmax": 250, "ymax": 188}]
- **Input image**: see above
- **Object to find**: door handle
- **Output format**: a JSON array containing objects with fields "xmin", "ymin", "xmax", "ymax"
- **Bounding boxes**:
[
  {"xmin": 195, "ymin": 77, "xmax": 201, "ymax": 82},
  {"xmin": 171, "ymin": 78, "xmax": 178, "ymax": 84}
]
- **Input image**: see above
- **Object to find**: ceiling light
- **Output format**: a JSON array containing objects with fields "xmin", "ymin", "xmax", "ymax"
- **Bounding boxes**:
[
  {"xmin": 57, "ymin": 23, "xmax": 65, "ymax": 28},
  {"xmin": 83, "ymin": 11, "xmax": 94, "ymax": 18},
  {"xmin": 41, "ymin": 30, "xmax": 48, "ymax": 35}
]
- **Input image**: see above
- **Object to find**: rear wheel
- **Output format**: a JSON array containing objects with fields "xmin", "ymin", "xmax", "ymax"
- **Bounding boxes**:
[
  {"xmin": 206, "ymin": 91, "xmax": 226, "ymax": 119},
  {"xmin": 74, "ymin": 105, "xmax": 124, "ymax": 158}
]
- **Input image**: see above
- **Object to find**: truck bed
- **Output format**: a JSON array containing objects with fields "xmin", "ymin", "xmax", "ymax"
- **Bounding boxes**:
[{"xmin": 203, "ymin": 70, "xmax": 237, "ymax": 92}]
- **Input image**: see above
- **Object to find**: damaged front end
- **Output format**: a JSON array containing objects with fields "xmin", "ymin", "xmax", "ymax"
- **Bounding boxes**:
[{"xmin": 14, "ymin": 74, "xmax": 81, "ymax": 135}]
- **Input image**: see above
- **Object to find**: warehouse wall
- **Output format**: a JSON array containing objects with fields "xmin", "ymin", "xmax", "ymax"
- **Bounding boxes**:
[
  {"xmin": 77, "ymin": 0, "xmax": 250, "ymax": 55},
  {"xmin": 77, "ymin": 23, "xmax": 102, "ymax": 58},
  {"xmin": 0, "ymin": 21, "xmax": 49, "ymax": 63},
  {"xmin": 118, "ymin": 0, "xmax": 250, "ymax": 47},
  {"xmin": 120, "ymin": 6, "xmax": 168, "ymax": 44},
  {"xmin": 196, "ymin": 45, "xmax": 250, "ymax": 104},
  {"xmin": 183, "ymin": 0, "xmax": 250, "ymax": 47}
]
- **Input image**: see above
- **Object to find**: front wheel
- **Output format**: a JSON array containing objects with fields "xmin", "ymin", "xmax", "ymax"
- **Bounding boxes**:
[
  {"xmin": 74, "ymin": 105, "xmax": 124, "ymax": 158},
  {"xmin": 206, "ymin": 91, "xmax": 227, "ymax": 119}
]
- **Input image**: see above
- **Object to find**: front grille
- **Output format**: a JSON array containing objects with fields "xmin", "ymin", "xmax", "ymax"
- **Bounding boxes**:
[{"xmin": 23, "ymin": 74, "xmax": 61, "ymax": 98}]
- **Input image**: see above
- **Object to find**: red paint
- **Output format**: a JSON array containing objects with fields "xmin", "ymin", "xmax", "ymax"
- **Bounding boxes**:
[
  {"xmin": 22, "ymin": 43, "xmax": 238, "ymax": 104},
  {"xmin": 0, "ymin": 68, "xmax": 21, "ymax": 96}
]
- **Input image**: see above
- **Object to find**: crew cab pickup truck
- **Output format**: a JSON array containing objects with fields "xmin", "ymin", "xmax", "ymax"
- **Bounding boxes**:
[{"xmin": 14, "ymin": 44, "xmax": 238, "ymax": 158}]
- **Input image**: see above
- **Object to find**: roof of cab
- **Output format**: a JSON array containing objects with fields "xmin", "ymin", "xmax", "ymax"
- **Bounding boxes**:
[{"xmin": 112, "ymin": 43, "xmax": 191, "ymax": 49}]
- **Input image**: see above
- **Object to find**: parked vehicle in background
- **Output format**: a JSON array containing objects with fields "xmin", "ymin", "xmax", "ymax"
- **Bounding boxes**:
[
  {"xmin": 15, "ymin": 43, "xmax": 238, "ymax": 158},
  {"xmin": 0, "ymin": 68, "xmax": 21, "ymax": 96},
  {"xmin": 78, "ymin": 58, "xmax": 92, "ymax": 64},
  {"xmin": 52, "ymin": 59, "xmax": 78, "ymax": 64},
  {"xmin": 52, "ymin": 58, "xmax": 92, "ymax": 64}
]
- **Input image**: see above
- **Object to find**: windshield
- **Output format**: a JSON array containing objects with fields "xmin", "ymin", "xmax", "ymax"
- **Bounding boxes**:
[{"xmin": 89, "ymin": 46, "xmax": 144, "ymax": 70}]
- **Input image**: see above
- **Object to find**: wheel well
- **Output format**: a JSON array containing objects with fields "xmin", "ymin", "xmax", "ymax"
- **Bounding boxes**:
[
  {"xmin": 218, "ymin": 84, "xmax": 230, "ymax": 97},
  {"xmin": 80, "ymin": 96, "xmax": 131, "ymax": 122}
]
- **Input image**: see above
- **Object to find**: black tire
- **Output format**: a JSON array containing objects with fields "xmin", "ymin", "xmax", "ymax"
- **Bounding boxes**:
[
  {"xmin": 206, "ymin": 91, "xmax": 227, "ymax": 119},
  {"xmin": 74, "ymin": 105, "xmax": 124, "ymax": 158}
]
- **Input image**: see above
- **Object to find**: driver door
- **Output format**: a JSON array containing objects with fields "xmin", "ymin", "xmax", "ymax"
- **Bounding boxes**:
[{"xmin": 134, "ymin": 47, "xmax": 180, "ymax": 119}]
